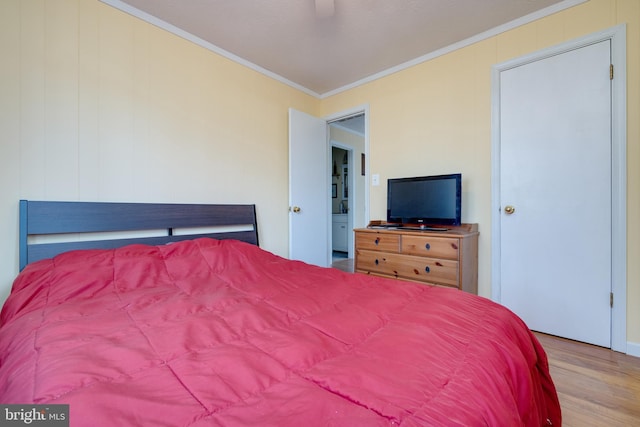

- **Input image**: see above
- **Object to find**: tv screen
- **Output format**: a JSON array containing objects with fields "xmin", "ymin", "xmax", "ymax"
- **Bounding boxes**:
[{"xmin": 387, "ymin": 174, "xmax": 461, "ymax": 226}]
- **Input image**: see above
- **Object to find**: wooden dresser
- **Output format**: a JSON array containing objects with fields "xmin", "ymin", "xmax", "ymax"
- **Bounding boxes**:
[{"xmin": 354, "ymin": 224, "xmax": 479, "ymax": 293}]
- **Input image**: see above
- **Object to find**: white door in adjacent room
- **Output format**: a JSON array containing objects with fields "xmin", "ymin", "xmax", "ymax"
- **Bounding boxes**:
[
  {"xmin": 288, "ymin": 108, "xmax": 330, "ymax": 267},
  {"xmin": 498, "ymin": 40, "xmax": 612, "ymax": 347}
]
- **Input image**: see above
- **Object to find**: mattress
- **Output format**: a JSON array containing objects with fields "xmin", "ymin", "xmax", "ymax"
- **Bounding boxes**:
[{"xmin": 0, "ymin": 238, "xmax": 560, "ymax": 426}]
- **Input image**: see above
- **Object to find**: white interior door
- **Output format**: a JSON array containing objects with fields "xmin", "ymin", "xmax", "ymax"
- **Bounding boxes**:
[
  {"xmin": 498, "ymin": 41, "xmax": 612, "ymax": 347},
  {"xmin": 288, "ymin": 108, "xmax": 330, "ymax": 267}
]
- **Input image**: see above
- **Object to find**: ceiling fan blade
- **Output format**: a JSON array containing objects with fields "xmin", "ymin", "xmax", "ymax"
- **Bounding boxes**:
[{"xmin": 315, "ymin": 0, "xmax": 335, "ymax": 18}]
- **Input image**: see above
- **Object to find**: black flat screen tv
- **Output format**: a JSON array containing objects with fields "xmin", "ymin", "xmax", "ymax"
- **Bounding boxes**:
[{"xmin": 387, "ymin": 173, "xmax": 461, "ymax": 226}]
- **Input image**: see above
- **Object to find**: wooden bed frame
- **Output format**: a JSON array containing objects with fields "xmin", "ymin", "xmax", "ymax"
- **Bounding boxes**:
[{"xmin": 19, "ymin": 200, "xmax": 259, "ymax": 271}]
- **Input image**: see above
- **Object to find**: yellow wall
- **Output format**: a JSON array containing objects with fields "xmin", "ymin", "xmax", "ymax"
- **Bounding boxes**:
[
  {"xmin": 1, "ymin": 0, "xmax": 638, "ymax": 347},
  {"xmin": 321, "ymin": 0, "xmax": 640, "ymax": 346},
  {"xmin": 0, "ymin": 0, "xmax": 318, "ymax": 302}
]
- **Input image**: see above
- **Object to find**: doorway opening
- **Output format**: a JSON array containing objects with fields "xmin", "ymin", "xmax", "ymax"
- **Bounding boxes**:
[
  {"xmin": 327, "ymin": 111, "xmax": 367, "ymax": 272},
  {"xmin": 330, "ymin": 146, "xmax": 350, "ymax": 262}
]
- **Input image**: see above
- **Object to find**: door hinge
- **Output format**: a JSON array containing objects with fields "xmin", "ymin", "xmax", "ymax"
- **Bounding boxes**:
[
  {"xmin": 610, "ymin": 292, "xmax": 614, "ymax": 307},
  {"xmin": 610, "ymin": 64, "xmax": 614, "ymax": 80}
]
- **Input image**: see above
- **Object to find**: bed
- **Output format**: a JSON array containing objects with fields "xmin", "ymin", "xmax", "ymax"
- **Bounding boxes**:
[{"xmin": 0, "ymin": 201, "xmax": 561, "ymax": 426}]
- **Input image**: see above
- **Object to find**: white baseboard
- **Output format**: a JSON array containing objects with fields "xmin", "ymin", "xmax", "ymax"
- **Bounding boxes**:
[{"xmin": 626, "ymin": 341, "xmax": 640, "ymax": 358}]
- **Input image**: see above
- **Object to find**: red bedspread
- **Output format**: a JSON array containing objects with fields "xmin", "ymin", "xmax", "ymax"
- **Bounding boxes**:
[{"xmin": 0, "ymin": 238, "xmax": 560, "ymax": 426}]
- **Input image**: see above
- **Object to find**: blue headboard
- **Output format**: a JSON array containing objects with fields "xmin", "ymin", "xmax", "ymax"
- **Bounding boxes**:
[{"xmin": 19, "ymin": 200, "xmax": 258, "ymax": 270}]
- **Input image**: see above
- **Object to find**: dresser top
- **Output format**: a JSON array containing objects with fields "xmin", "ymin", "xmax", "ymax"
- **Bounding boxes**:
[{"xmin": 357, "ymin": 222, "xmax": 478, "ymax": 237}]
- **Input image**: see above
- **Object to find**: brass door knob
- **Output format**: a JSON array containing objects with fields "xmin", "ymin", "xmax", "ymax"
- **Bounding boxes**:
[
  {"xmin": 504, "ymin": 205, "xmax": 515, "ymax": 215},
  {"xmin": 292, "ymin": 206, "xmax": 301, "ymax": 213}
]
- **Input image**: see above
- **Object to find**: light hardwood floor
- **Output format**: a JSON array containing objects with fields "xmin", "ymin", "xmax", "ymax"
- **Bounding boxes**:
[
  {"xmin": 534, "ymin": 332, "xmax": 640, "ymax": 427},
  {"xmin": 331, "ymin": 257, "xmax": 354, "ymax": 273},
  {"xmin": 330, "ymin": 260, "xmax": 640, "ymax": 426}
]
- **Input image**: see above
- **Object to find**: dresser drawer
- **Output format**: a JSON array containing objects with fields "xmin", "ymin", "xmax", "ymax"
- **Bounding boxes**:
[
  {"xmin": 356, "ymin": 249, "xmax": 399, "ymax": 276},
  {"xmin": 355, "ymin": 232, "xmax": 400, "ymax": 252},
  {"xmin": 393, "ymin": 253, "xmax": 459, "ymax": 286},
  {"xmin": 354, "ymin": 226, "xmax": 478, "ymax": 293},
  {"xmin": 401, "ymin": 235, "xmax": 459, "ymax": 260},
  {"xmin": 356, "ymin": 250, "xmax": 459, "ymax": 286}
]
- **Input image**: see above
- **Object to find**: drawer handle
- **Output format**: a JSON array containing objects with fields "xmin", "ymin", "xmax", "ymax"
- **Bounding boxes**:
[
  {"xmin": 425, "ymin": 266, "xmax": 430, "ymax": 273},
  {"xmin": 375, "ymin": 259, "xmax": 379, "ymax": 265},
  {"xmin": 425, "ymin": 243, "xmax": 431, "ymax": 250},
  {"xmin": 375, "ymin": 238, "xmax": 380, "ymax": 245}
]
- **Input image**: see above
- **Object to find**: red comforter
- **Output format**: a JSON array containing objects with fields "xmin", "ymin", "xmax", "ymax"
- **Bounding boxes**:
[{"xmin": 0, "ymin": 238, "xmax": 560, "ymax": 426}]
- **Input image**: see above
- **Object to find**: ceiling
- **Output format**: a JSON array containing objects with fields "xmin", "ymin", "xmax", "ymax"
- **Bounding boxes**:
[
  {"xmin": 332, "ymin": 114, "xmax": 365, "ymax": 134},
  {"xmin": 101, "ymin": 0, "xmax": 584, "ymax": 97}
]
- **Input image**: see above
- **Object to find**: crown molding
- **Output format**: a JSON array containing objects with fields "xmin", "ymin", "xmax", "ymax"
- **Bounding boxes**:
[{"xmin": 100, "ymin": 0, "xmax": 588, "ymax": 99}]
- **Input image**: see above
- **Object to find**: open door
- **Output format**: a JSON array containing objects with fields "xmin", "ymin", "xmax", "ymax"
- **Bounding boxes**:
[{"xmin": 288, "ymin": 108, "xmax": 330, "ymax": 267}]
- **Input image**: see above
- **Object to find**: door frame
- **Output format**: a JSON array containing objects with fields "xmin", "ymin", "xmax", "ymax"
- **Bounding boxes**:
[
  {"xmin": 325, "ymin": 105, "xmax": 370, "ymax": 258},
  {"xmin": 490, "ymin": 25, "xmax": 627, "ymax": 352}
]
